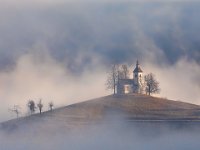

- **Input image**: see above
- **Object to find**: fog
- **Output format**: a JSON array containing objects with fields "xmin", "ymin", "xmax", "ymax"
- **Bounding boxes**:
[
  {"xmin": 0, "ymin": 1, "xmax": 200, "ymax": 122},
  {"xmin": 0, "ymin": 52, "xmax": 108, "ymax": 121},
  {"xmin": 1, "ymin": 118, "xmax": 200, "ymax": 150},
  {"xmin": 143, "ymin": 58, "xmax": 200, "ymax": 103}
]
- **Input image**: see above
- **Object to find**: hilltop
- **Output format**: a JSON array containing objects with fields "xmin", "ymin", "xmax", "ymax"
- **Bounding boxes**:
[{"xmin": 1, "ymin": 94, "xmax": 200, "ymax": 132}]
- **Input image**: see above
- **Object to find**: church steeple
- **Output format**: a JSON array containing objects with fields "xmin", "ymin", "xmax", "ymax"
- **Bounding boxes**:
[
  {"xmin": 136, "ymin": 60, "xmax": 139, "ymax": 66},
  {"xmin": 134, "ymin": 60, "xmax": 143, "ymax": 73},
  {"xmin": 133, "ymin": 60, "xmax": 143, "ymax": 83}
]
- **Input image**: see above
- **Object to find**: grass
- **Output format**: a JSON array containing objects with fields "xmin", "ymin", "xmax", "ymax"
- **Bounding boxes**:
[{"xmin": 1, "ymin": 94, "xmax": 200, "ymax": 132}]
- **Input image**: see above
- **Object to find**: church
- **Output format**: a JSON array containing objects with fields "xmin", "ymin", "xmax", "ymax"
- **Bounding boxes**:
[{"xmin": 117, "ymin": 61, "xmax": 145, "ymax": 94}]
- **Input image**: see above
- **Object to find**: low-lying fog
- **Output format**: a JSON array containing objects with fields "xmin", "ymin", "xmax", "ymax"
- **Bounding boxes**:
[{"xmin": 1, "ymin": 120, "xmax": 200, "ymax": 150}]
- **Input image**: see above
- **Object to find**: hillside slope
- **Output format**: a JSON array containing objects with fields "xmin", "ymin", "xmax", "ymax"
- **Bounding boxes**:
[{"xmin": 1, "ymin": 94, "xmax": 200, "ymax": 132}]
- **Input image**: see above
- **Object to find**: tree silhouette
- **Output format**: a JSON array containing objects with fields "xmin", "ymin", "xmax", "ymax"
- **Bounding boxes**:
[
  {"xmin": 9, "ymin": 105, "xmax": 21, "ymax": 118},
  {"xmin": 37, "ymin": 99, "xmax": 43, "ymax": 114},
  {"xmin": 144, "ymin": 73, "xmax": 160, "ymax": 95},
  {"xmin": 28, "ymin": 100, "xmax": 36, "ymax": 115},
  {"xmin": 106, "ymin": 64, "xmax": 119, "ymax": 94},
  {"xmin": 49, "ymin": 101, "xmax": 54, "ymax": 111},
  {"xmin": 119, "ymin": 64, "xmax": 129, "ymax": 79}
]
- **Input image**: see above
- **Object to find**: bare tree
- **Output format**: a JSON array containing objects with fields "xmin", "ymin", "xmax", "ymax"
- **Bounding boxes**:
[
  {"xmin": 144, "ymin": 73, "xmax": 160, "ymax": 95},
  {"xmin": 119, "ymin": 64, "xmax": 130, "ymax": 79},
  {"xmin": 49, "ymin": 101, "xmax": 54, "ymax": 111},
  {"xmin": 37, "ymin": 99, "xmax": 43, "ymax": 114},
  {"xmin": 28, "ymin": 100, "xmax": 36, "ymax": 115},
  {"xmin": 9, "ymin": 105, "xmax": 21, "ymax": 118},
  {"xmin": 106, "ymin": 64, "xmax": 119, "ymax": 95}
]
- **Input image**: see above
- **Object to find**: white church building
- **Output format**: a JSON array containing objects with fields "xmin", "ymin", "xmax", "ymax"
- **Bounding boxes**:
[{"xmin": 117, "ymin": 61, "xmax": 145, "ymax": 94}]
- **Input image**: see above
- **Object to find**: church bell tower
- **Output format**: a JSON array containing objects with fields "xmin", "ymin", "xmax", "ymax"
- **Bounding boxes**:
[{"xmin": 133, "ymin": 60, "xmax": 143, "ymax": 93}]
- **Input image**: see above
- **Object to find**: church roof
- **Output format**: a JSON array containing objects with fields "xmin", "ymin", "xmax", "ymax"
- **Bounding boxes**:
[
  {"xmin": 133, "ymin": 60, "xmax": 143, "ymax": 73},
  {"xmin": 118, "ymin": 79, "xmax": 134, "ymax": 84},
  {"xmin": 133, "ymin": 66, "xmax": 143, "ymax": 73}
]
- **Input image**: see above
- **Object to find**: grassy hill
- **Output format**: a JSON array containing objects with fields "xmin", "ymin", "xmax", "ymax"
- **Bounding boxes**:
[
  {"xmin": 1, "ymin": 94, "xmax": 200, "ymax": 132},
  {"xmin": 54, "ymin": 94, "xmax": 200, "ymax": 120}
]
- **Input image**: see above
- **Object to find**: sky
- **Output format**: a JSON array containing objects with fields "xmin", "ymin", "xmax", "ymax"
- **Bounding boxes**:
[{"xmin": 0, "ymin": 0, "xmax": 200, "ymax": 121}]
